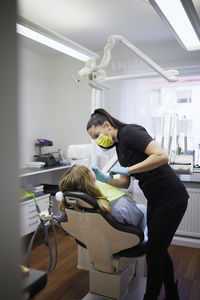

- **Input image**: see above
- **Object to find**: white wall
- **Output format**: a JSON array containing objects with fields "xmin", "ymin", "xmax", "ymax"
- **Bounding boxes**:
[
  {"xmin": 48, "ymin": 55, "xmax": 92, "ymax": 155},
  {"xmin": 18, "ymin": 43, "xmax": 92, "ymax": 168},
  {"xmin": 18, "ymin": 46, "xmax": 52, "ymax": 167}
]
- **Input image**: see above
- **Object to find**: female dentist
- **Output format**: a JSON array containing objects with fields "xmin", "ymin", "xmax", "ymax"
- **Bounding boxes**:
[{"xmin": 87, "ymin": 108, "xmax": 188, "ymax": 300}]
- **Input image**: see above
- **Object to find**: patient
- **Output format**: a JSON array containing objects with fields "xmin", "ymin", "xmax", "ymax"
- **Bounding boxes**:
[{"xmin": 59, "ymin": 164, "xmax": 146, "ymax": 229}]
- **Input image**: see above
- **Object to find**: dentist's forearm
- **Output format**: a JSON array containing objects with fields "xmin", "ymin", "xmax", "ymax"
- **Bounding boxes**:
[
  {"xmin": 107, "ymin": 176, "xmax": 130, "ymax": 189},
  {"xmin": 128, "ymin": 153, "xmax": 168, "ymax": 174}
]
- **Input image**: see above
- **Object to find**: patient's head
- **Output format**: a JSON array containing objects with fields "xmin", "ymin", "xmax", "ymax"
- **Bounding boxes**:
[
  {"xmin": 59, "ymin": 164, "xmax": 111, "ymax": 213},
  {"xmin": 59, "ymin": 164, "xmax": 96, "ymax": 194}
]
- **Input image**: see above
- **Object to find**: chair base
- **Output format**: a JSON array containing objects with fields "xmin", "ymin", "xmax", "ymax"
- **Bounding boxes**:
[
  {"xmin": 89, "ymin": 262, "xmax": 135, "ymax": 299},
  {"xmin": 83, "ymin": 276, "xmax": 147, "ymax": 300},
  {"xmin": 78, "ymin": 246, "xmax": 147, "ymax": 300}
]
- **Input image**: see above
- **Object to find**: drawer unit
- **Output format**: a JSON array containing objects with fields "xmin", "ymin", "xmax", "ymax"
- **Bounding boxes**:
[{"xmin": 19, "ymin": 194, "xmax": 50, "ymax": 236}]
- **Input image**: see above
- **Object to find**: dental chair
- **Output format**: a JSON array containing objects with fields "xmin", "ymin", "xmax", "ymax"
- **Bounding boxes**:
[{"xmin": 60, "ymin": 191, "xmax": 148, "ymax": 300}]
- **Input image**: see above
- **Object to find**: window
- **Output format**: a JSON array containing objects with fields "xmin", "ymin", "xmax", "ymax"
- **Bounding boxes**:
[
  {"xmin": 149, "ymin": 76, "xmax": 200, "ymax": 164},
  {"xmin": 177, "ymin": 89, "xmax": 192, "ymax": 103}
]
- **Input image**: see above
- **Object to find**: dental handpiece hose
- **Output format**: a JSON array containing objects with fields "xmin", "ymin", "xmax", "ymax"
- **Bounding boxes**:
[{"xmin": 26, "ymin": 192, "xmax": 59, "ymax": 274}]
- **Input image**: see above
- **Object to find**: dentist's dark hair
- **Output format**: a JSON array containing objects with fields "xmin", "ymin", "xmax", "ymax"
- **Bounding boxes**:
[{"xmin": 87, "ymin": 108, "xmax": 127, "ymax": 131}]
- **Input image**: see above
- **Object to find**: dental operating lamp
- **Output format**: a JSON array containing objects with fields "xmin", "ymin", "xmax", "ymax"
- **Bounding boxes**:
[{"xmin": 77, "ymin": 35, "xmax": 179, "ymax": 89}]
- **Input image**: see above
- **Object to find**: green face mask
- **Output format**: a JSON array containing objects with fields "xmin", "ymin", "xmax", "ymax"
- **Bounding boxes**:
[{"xmin": 95, "ymin": 133, "xmax": 114, "ymax": 148}]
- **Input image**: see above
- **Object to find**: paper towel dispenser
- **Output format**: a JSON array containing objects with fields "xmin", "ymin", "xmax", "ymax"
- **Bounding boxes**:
[{"xmin": 67, "ymin": 144, "xmax": 92, "ymax": 159}]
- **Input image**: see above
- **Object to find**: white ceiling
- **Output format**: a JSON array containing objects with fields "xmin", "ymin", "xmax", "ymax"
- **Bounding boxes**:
[{"xmin": 17, "ymin": 0, "xmax": 176, "ymax": 53}]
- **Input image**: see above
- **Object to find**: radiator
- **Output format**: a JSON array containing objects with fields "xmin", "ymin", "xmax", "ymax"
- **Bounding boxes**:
[
  {"xmin": 176, "ymin": 188, "xmax": 200, "ymax": 238},
  {"xmin": 133, "ymin": 181, "xmax": 200, "ymax": 239}
]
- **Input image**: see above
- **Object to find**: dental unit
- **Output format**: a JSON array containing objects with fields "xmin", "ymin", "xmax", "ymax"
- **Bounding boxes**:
[{"xmin": 26, "ymin": 169, "xmax": 148, "ymax": 300}]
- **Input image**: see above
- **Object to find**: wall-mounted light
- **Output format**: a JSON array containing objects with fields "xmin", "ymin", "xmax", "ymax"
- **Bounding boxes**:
[
  {"xmin": 16, "ymin": 17, "xmax": 98, "ymax": 62},
  {"xmin": 149, "ymin": 0, "xmax": 200, "ymax": 51}
]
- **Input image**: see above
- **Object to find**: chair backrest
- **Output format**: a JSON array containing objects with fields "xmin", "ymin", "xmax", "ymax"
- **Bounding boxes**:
[{"xmin": 61, "ymin": 191, "xmax": 145, "ymax": 273}]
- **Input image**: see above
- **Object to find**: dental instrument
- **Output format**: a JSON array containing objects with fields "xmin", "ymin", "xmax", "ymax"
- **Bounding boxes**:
[
  {"xmin": 168, "ymin": 114, "xmax": 193, "ymax": 174},
  {"xmin": 161, "ymin": 116, "xmax": 165, "ymax": 149},
  {"xmin": 183, "ymin": 115, "xmax": 188, "ymax": 154},
  {"xmin": 168, "ymin": 116, "xmax": 174, "ymax": 156},
  {"xmin": 176, "ymin": 114, "xmax": 180, "ymax": 154}
]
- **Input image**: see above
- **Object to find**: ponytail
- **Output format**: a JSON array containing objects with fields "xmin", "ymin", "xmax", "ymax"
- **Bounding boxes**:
[{"xmin": 87, "ymin": 108, "xmax": 127, "ymax": 130}]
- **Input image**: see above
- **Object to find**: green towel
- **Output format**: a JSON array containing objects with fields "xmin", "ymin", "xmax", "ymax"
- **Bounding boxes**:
[{"xmin": 95, "ymin": 182, "xmax": 136, "ymax": 203}]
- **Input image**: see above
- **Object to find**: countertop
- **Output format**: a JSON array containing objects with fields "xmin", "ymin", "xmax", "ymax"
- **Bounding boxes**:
[
  {"xmin": 19, "ymin": 164, "xmax": 71, "ymax": 177},
  {"xmin": 178, "ymin": 169, "xmax": 200, "ymax": 183}
]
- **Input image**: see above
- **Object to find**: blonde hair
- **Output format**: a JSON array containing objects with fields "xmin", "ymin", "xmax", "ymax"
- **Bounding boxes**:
[{"xmin": 59, "ymin": 164, "xmax": 111, "ymax": 213}]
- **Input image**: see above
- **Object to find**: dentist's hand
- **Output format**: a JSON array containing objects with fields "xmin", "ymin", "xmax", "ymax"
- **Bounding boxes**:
[
  {"xmin": 109, "ymin": 166, "xmax": 130, "ymax": 179},
  {"xmin": 91, "ymin": 166, "xmax": 109, "ymax": 183}
]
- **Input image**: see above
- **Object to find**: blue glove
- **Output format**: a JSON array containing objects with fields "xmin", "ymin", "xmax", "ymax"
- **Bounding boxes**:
[
  {"xmin": 91, "ymin": 166, "xmax": 109, "ymax": 183},
  {"xmin": 109, "ymin": 166, "xmax": 130, "ymax": 179}
]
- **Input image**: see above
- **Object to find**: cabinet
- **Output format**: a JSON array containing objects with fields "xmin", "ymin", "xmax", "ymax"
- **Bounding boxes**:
[
  {"xmin": 19, "ymin": 194, "xmax": 50, "ymax": 236},
  {"xmin": 19, "ymin": 165, "xmax": 70, "ymax": 236}
]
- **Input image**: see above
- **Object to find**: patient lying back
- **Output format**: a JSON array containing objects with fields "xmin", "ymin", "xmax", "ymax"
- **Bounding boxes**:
[{"xmin": 58, "ymin": 164, "xmax": 145, "ymax": 229}]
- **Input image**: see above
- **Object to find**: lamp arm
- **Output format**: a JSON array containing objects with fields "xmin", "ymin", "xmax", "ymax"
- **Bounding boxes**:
[
  {"xmin": 78, "ymin": 35, "xmax": 178, "ymax": 83},
  {"xmin": 94, "ymin": 37, "xmax": 115, "ymax": 71},
  {"xmin": 95, "ymin": 35, "xmax": 178, "ymax": 82}
]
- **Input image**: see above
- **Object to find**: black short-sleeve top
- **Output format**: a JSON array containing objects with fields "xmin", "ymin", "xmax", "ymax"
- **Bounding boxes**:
[{"xmin": 116, "ymin": 124, "xmax": 189, "ymax": 213}]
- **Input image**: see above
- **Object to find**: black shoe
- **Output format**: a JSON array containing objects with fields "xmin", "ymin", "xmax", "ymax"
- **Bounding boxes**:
[{"xmin": 164, "ymin": 280, "xmax": 180, "ymax": 300}]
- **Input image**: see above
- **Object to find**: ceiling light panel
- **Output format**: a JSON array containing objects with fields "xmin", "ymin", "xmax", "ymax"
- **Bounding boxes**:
[
  {"xmin": 149, "ymin": 0, "xmax": 200, "ymax": 51},
  {"xmin": 16, "ymin": 18, "xmax": 99, "ymax": 61}
]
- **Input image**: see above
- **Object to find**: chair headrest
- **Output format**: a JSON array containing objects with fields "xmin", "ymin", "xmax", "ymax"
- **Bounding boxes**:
[{"xmin": 63, "ymin": 190, "xmax": 99, "ymax": 210}]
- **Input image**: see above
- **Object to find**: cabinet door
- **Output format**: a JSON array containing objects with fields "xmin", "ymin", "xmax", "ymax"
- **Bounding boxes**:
[{"xmin": 19, "ymin": 194, "xmax": 50, "ymax": 236}]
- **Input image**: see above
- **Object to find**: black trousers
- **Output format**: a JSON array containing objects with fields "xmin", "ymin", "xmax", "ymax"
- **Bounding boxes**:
[{"xmin": 145, "ymin": 198, "xmax": 188, "ymax": 298}]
